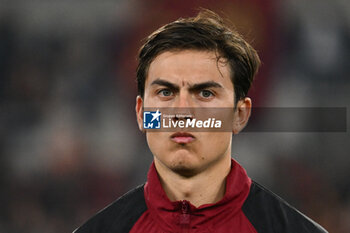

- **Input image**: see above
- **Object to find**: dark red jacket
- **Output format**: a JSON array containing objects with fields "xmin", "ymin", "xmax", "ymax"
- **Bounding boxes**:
[{"xmin": 74, "ymin": 159, "xmax": 328, "ymax": 233}]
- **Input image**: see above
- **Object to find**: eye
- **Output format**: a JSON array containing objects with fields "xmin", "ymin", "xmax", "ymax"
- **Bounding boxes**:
[
  {"xmin": 158, "ymin": 89, "xmax": 173, "ymax": 97},
  {"xmin": 199, "ymin": 90, "xmax": 214, "ymax": 98}
]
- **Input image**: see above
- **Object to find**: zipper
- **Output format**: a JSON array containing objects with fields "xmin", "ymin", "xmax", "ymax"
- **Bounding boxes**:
[{"xmin": 180, "ymin": 200, "xmax": 190, "ymax": 233}]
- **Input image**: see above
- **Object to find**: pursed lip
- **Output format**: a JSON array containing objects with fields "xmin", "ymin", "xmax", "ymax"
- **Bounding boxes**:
[{"xmin": 170, "ymin": 132, "xmax": 195, "ymax": 144}]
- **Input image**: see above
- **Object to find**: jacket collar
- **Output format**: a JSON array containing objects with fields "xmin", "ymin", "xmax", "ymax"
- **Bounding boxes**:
[{"xmin": 144, "ymin": 158, "xmax": 251, "ymax": 232}]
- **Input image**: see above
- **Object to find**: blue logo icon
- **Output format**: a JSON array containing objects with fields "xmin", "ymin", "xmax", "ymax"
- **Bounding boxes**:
[{"xmin": 143, "ymin": 110, "xmax": 162, "ymax": 129}]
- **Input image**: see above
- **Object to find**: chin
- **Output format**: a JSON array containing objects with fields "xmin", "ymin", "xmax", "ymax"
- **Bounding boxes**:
[
  {"xmin": 167, "ymin": 156, "xmax": 201, "ymax": 177},
  {"xmin": 154, "ymin": 148, "xmax": 203, "ymax": 177},
  {"xmin": 170, "ymin": 164, "xmax": 198, "ymax": 177}
]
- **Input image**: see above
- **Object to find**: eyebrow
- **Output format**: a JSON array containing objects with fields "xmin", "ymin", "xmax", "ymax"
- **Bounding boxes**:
[
  {"xmin": 188, "ymin": 81, "xmax": 223, "ymax": 92},
  {"xmin": 150, "ymin": 79, "xmax": 180, "ymax": 91},
  {"xmin": 150, "ymin": 78, "xmax": 223, "ymax": 92}
]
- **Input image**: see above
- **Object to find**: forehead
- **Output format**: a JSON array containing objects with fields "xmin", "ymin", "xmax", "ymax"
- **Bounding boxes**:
[{"xmin": 146, "ymin": 50, "xmax": 233, "ymax": 88}]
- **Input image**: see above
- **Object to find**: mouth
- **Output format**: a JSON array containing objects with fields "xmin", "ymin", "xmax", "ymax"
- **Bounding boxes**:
[{"xmin": 170, "ymin": 132, "xmax": 195, "ymax": 144}]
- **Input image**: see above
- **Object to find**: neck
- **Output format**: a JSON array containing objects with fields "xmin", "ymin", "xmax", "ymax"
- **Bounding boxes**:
[{"xmin": 154, "ymin": 155, "xmax": 232, "ymax": 207}]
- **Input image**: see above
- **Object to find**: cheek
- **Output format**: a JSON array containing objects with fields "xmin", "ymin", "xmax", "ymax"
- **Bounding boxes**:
[
  {"xmin": 197, "ymin": 133, "xmax": 232, "ymax": 155},
  {"xmin": 146, "ymin": 133, "xmax": 157, "ymax": 150},
  {"xmin": 146, "ymin": 133, "xmax": 168, "ymax": 154}
]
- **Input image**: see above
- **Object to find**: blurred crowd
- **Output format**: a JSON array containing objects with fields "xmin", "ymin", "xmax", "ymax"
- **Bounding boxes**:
[{"xmin": 0, "ymin": 0, "xmax": 349, "ymax": 232}]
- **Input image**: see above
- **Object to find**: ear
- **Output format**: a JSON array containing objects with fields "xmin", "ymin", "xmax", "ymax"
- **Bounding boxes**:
[
  {"xmin": 135, "ymin": 96, "xmax": 145, "ymax": 132},
  {"xmin": 232, "ymin": 97, "xmax": 252, "ymax": 134}
]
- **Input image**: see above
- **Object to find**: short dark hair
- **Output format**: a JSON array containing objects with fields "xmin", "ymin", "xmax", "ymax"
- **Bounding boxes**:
[{"xmin": 136, "ymin": 9, "xmax": 261, "ymax": 103}]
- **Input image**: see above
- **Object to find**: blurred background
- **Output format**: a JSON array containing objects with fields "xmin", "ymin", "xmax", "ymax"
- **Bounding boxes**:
[{"xmin": 0, "ymin": 0, "xmax": 349, "ymax": 232}]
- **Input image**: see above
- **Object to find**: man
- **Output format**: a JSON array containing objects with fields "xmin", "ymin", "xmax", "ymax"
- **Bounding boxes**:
[{"xmin": 74, "ymin": 10, "xmax": 328, "ymax": 233}]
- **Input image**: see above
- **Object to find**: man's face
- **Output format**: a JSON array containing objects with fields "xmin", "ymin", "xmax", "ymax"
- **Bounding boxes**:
[{"xmin": 136, "ymin": 50, "xmax": 239, "ymax": 176}]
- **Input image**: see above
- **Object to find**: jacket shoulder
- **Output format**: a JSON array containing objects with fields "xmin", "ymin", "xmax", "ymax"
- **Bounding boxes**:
[
  {"xmin": 242, "ymin": 181, "xmax": 328, "ymax": 233},
  {"xmin": 73, "ymin": 184, "xmax": 147, "ymax": 233}
]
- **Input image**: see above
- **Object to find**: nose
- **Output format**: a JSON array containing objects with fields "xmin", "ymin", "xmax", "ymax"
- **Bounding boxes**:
[
  {"xmin": 172, "ymin": 91, "xmax": 195, "ymax": 121},
  {"xmin": 174, "ymin": 90, "xmax": 193, "ymax": 108}
]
